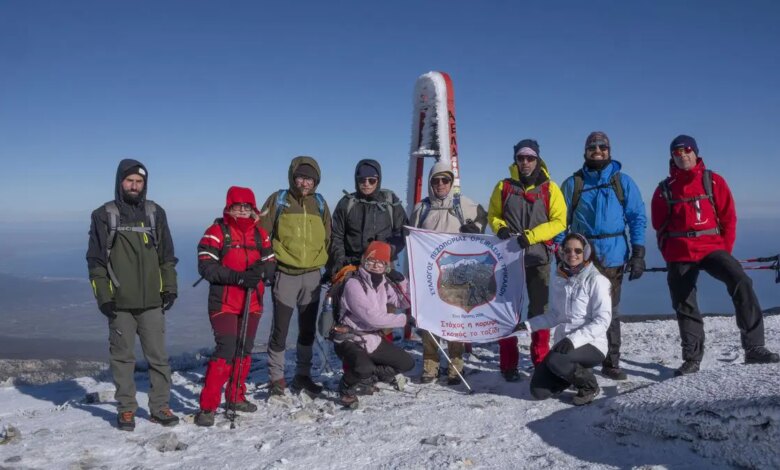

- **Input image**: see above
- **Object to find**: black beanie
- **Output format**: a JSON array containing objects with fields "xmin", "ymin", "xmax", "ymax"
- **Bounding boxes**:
[
  {"xmin": 670, "ymin": 135, "xmax": 699, "ymax": 156},
  {"xmin": 294, "ymin": 163, "xmax": 318, "ymax": 181},
  {"xmin": 513, "ymin": 139, "xmax": 540, "ymax": 160},
  {"xmin": 122, "ymin": 165, "xmax": 147, "ymax": 181}
]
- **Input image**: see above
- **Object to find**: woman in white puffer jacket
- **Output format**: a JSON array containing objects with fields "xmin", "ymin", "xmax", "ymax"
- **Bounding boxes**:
[{"xmin": 516, "ymin": 233, "xmax": 612, "ymax": 405}]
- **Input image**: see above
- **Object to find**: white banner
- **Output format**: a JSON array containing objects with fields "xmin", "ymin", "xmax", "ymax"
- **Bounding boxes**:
[{"xmin": 406, "ymin": 227, "xmax": 525, "ymax": 343}]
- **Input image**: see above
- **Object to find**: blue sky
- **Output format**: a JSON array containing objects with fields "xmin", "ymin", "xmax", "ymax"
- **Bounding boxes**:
[{"xmin": 1, "ymin": 0, "xmax": 779, "ymax": 230}]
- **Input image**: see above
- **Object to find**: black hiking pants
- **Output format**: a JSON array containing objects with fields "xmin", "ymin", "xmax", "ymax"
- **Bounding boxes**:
[
  {"xmin": 667, "ymin": 250, "xmax": 765, "ymax": 362},
  {"xmin": 529, "ymin": 343, "xmax": 604, "ymax": 400},
  {"xmin": 595, "ymin": 265, "xmax": 624, "ymax": 369},
  {"xmin": 335, "ymin": 339, "xmax": 414, "ymax": 387}
]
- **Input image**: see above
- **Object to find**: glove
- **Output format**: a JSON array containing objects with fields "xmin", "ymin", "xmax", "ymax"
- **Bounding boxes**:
[
  {"xmin": 161, "ymin": 292, "xmax": 177, "ymax": 312},
  {"xmin": 551, "ymin": 338, "xmax": 574, "ymax": 354},
  {"xmin": 386, "ymin": 269, "xmax": 405, "ymax": 283},
  {"xmin": 496, "ymin": 227, "xmax": 512, "ymax": 240},
  {"xmin": 234, "ymin": 269, "xmax": 264, "ymax": 289},
  {"xmin": 99, "ymin": 301, "xmax": 116, "ymax": 320},
  {"xmin": 260, "ymin": 262, "xmax": 277, "ymax": 284},
  {"xmin": 517, "ymin": 232, "xmax": 531, "ymax": 249},
  {"xmin": 513, "ymin": 321, "xmax": 528, "ymax": 332},
  {"xmin": 459, "ymin": 221, "xmax": 481, "ymax": 234},
  {"xmin": 406, "ymin": 315, "xmax": 416, "ymax": 328},
  {"xmin": 627, "ymin": 244, "xmax": 646, "ymax": 281}
]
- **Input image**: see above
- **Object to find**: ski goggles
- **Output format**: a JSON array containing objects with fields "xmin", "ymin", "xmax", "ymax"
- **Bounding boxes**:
[
  {"xmin": 431, "ymin": 176, "xmax": 452, "ymax": 185},
  {"xmin": 563, "ymin": 247, "xmax": 584, "ymax": 255},
  {"xmin": 586, "ymin": 141, "xmax": 610, "ymax": 152},
  {"xmin": 358, "ymin": 177, "xmax": 379, "ymax": 185},
  {"xmin": 229, "ymin": 203, "xmax": 253, "ymax": 212},
  {"xmin": 672, "ymin": 146, "xmax": 695, "ymax": 157}
]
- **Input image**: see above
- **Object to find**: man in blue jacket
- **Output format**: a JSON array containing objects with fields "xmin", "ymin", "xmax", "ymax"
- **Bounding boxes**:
[{"xmin": 557, "ymin": 132, "xmax": 647, "ymax": 380}]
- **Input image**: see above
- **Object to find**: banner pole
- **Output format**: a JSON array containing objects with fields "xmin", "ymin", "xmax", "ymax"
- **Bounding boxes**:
[{"xmin": 426, "ymin": 330, "xmax": 473, "ymax": 394}]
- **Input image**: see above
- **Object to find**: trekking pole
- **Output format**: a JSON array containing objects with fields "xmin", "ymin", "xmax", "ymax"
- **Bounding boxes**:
[
  {"xmin": 226, "ymin": 287, "xmax": 253, "ymax": 429},
  {"xmin": 739, "ymin": 254, "xmax": 780, "ymax": 264},
  {"xmin": 646, "ymin": 263, "xmax": 780, "ymax": 283}
]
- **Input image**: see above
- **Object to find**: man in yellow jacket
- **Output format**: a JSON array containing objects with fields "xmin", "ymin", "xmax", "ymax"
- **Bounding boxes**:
[{"xmin": 488, "ymin": 139, "xmax": 567, "ymax": 381}]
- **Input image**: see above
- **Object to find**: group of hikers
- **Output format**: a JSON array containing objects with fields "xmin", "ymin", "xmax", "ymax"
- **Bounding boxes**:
[{"xmin": 86, "ymin": 132, "xmax": 779, "ymax": 431}]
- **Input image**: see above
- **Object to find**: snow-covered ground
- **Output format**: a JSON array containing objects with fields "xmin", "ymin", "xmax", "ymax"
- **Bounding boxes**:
[{"xmin": 0, "ymin": 315, "xmax": 778, "ymax": 469}]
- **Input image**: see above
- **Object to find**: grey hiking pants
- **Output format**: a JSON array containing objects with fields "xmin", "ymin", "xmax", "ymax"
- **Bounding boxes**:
[
  {"xmin": 267, "ymin": 270, "xmax": 321, "ymax": 382},
  {"xmin": 108, "ymin": 307, "xmax": 171, "ymax": 414}
]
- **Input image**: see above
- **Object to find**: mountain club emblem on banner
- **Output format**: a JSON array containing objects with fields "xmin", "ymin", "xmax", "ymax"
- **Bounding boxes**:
[{"xmin": 436, "ymin": 251, "xmax": 497, "ymax": 312}]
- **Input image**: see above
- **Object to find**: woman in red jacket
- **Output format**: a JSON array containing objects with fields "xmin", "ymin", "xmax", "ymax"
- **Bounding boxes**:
[{"xmin": 195, "ymin": 186, "xmax": 276, "ymax": 426}]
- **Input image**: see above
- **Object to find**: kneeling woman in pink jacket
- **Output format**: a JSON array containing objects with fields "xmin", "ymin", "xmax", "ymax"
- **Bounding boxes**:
[{"xmin": 334, "ymin": 240, "xmax": 414, "ymax": 407}]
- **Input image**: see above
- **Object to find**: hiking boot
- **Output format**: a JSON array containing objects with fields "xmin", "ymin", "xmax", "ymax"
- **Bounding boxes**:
[
  {"xmin": 572, "ymin": 384, "xmax": 600, "ymax": 406},
  {"xmin": 354, "ymin": 378, "xmax": 379, "ymax": 396},
  {"xmin": 674, "ymin": 360, "xmax": 701, "ymax": 377},
  {"xmin": 269, "ymin": 378, "xmax": 287, "ymax": 396},
  {"xmin": 601, "ymin": 366, "xmax": 628, "ymax": 381},
  {"xmin": 391, "ymin": 373, "xmax": 407, "ymax": 392},
  {"xmin": 116, "ymin": 411, "xmax": 135, "ymax": 432},
  {"xmin": 290, "ymin": 375, "xmax": 323, "ymax": 395},
  {"xmin": 502, "ymin": 369, "xmax": 521, "ymax": 382},
  {"xmin": 338, "ymin": 378, "xmax": 359, "ymax": 409},
  {"xmin": 195, "ymin": 410, "xmax": 215, "ymax": 427},
  {"xmin": 447, "ymin": 376, "xmax": 461, "ymax": 386},
  {"xmin": 744, "ymin": 346, "xmax": 780, "ymax": 364},
  {"xmin": 150, "ymin": 408, "xmax": 180, "ymax": 427},
  {"xmin": 227, "ymin": 400, "xmax": 258, "ymax": 413},
  {"xmin": 419, "ymin": 375, "xmax": 437, "ymax": 384}
]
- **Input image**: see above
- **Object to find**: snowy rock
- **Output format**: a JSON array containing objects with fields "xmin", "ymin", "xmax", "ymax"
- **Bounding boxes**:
[
  {"xmin": 84, "ymin": 390, "xmax": 115, "ymax": 404},
  {"xmin": 298, "ymin": 391, "xmax": 314, "ymax": 407},
  {"xmin": 290, "ymin": 409, "xmax": 315, "ymax": 424},
  {"xmin": 32, "ymin": 428, "xmax": 52, "ymax": 437},
  {"xmin": 146, "ymin": 432, "xmax": 188, "ymax": 452},
  {"xmin": 420, "ymin": 434, "xmax": 461, "ymax": 447},
  {"xmin": 255, "ymin": 440, "xmax": 272, "ymax": 452},
  {"xmin": 0, "ymin": 425, "xmax": 21, "ymax": 445},
  {"xmin": 3, "ymin": 455, "xmax": 21, "ymax": 463}
]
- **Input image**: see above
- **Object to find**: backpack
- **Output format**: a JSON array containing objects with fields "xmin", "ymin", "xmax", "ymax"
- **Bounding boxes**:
[
  {"xmin": 317, "ymin": 266, "xmax": 370, "ymax": 341},
  {"xmin": 271, "ymin": 189, "xmax": 327, "ymax": 239},
  {"xmin": 343, "ymin": 189, "xmax": 403, "ymax": 229},
  {"xmin": 568, "ymin": 170, "xmax": 627, "ymax": 240},
  {"xmin": 656, "ymin": 169, "xmax": 720, "ymax": 243},
  {"xmin": 212, "ymin": 217, "xmax": 264, "ymax": 259},
  {"xmin": 500, "ymin": 179, "xmax": 551, "ymax": 215},
  {"xmin": 418, "ymin": 192, "xmax": 465, "ymax": 226},
  {"xmin": 104, "ymin": 200, "xmax": 158, "ymax": 287}
]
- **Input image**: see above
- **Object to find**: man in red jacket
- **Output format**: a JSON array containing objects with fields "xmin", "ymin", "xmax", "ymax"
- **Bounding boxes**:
[
  {"xmin": 194, "ymin": 186, "xmax": 276, "ymax": 426},
  {"xmin": 651, "ymin": 135, "xmax": 779, "ymax": 376}
]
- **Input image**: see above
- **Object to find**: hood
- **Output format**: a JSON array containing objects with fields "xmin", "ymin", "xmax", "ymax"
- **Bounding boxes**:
[
  {"xmin": 114, "ymin": 158, "xmax": 148, "ymax": 206},
  {"xmin": 508, "ymin": 158, "xmax": 551, "ymax": 187},
  {"xmin": 427, "ymin": 160, "xmax": 455, "ymax": 202},
  {"xmin": 287, "ymin": 156, "xmax": 322, "ymax": 197},
  {"xmin": 223, "ymin": 186, "xmax": 259, "ymax": 230},
  {"xmin": 353, "ymin": 158, "xmax": 383, "ymax": 196}
]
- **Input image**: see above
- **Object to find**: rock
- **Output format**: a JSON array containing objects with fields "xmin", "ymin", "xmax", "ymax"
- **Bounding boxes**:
[
  {"xmin": 255, "ymin": 441, "xmax": 272, "ymax": 452},
  {"xmin": 148, "ymin": 432, "xmax": 188, "ymax": 452},
  {"xmin": 0, "ymin": 425, "xmax": 21, "ymax": 445},
  {"xmin": 32, "ymin": 428, "xmax": 52, "ymax": 437},
  {"xmin": 290, "ymin": 410, "xmax": 315, "ymax": 424},
  {"xmin": 84, "ymin": 391, "xmax": 115, "ymax": 404},
  {"xmin": 420, "ymin": 434, "xmax": 461, "ymax": 447},
  {"xmin": 3, "ymin": 456, "xmax": 21, "ymax": 463},
  {"xmin": 298, "ymin": 392, "xmax": 314, "ymax": 407}
]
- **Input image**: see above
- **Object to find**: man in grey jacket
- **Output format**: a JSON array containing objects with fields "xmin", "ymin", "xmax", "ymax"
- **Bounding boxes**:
[{"xmin": 409, "ymin": 161, "xmax": 487, "ymax": 385}]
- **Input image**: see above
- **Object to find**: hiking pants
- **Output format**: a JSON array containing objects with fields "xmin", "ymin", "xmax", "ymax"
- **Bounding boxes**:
[
  {"xmin": 108, "ymin": 307, "xmax": 171, "ymax": 414},
  {"xmin": 596, "ymin": 265, "xmax": 624, "ymax": 369},
  {"xmin": 209, "ymin": 311, "xmax": 261, "ymax": 361},
  {"xmin": 530, "ymin": 343, "xmax": 604, "ymax": 400},
  {"xmin": 667, "ymin": 250, "xmax": 765, "ymax": 362},
  {"xmin": 421, "ymin": 330, "xmax": 464, "ymax": 379},
  {"xmin": 335, "ymin": 339, "xmax": 415, "ymax": 387},
  {"xmin": 499, "ymin": 263, "xmax": 550, "ymax": 370},
  {"xmin": 267, "ymin": 270, "xmax": 321, "ymax": 382}
]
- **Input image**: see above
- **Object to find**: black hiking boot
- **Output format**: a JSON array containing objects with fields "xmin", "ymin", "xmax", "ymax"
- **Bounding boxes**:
[
  {"xmin": 674, "ymin": 360, "xmax": 701, "ymax": 377},
  {"xmin": 601, "ymin": 366, "xmax": 628, "ymax": 381},
  {"xmin": 745, "ymin": 346, "xmax": 780, "ymax": 364},
  {"xmin": 572, "ymin": 384, "xmax": 600, "ymax": 406},
  {"xmin": 116, "ymin": 411, "xmax": 135, "ymax": 432},
  {"xmin": 419, "ymin": 375, "xmax": 437, "ymax": 384},
  {"xmin": 290, "ymin": 375, "xmax": 323, "ymax": 395},
  {"xmin": 269, "ymin": 378, "xmax": 287, "ymax": 397},
  {"xmin": 227, "ymin": 400, "xmax": 258, "ymax": 413},
  {"xmin": 338, "ymin": 378, "xmax": 359, "ymax": 409},
  {"xmin": 502, "ymin": 369, "xmax": 521, "ymax": 382},
  {"xmin": 150, "ymin": 408, "xmax": 180, "ymax": 427},
  {"xmin": 195, "ymin": 410, "xmax": 215, "ymax": 427}
]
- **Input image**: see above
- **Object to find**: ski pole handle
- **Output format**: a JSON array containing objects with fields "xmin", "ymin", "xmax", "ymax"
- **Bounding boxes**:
[{"xmin": 645, "ymin": 267, "xmax": 668, "ymax": 273}]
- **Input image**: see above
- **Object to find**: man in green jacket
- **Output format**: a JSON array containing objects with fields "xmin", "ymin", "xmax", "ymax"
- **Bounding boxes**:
[
  {"xmin": 260, "ymin": 156, "xmax": 332, "ymax": 396},
  {"xmin": 86, "ymin": 159, "xmax": 179, "ymax": 431}
]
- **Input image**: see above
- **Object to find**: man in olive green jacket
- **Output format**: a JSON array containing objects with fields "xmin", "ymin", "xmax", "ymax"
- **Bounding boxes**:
[
  {"xmin": 260, "ymin": 156, "xmax": 332, "ymax": 396},
  {"xmin": 86, "ymin": 159, "xmax": 179, "ymax": 431}
]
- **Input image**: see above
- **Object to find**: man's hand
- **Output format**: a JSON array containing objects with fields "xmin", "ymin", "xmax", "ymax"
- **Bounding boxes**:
[
  {"xmin": 517, "ymin": 232, "xmax": 531, "ymax": 249},
  {"xmin": 496, "ymin": 227, "xmax": 512, "ymax": 240},
  {"xmin": 627, "ymin": 245, "xmax": 646, "ymax": 281},
  {"xmin": 99, "ymin": 301, "xmax": 117, "ymax": 321},
  {"xmin": 386, "ymin": 269, "xmax": 405, "ymax": 283},
  {"xmin": 161, "ymin": 292, "xmax": 177, "ymax": 312},
  {"xmin": 459, "ymin": 221, "xmax": 481, "ymax": 234}
]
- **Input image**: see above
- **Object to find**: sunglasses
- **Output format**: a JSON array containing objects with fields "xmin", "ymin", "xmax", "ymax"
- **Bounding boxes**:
[
  {"xmin": 230, "ymin": 203, "xmax": 253, "ymax": 212},
  {"xmin": 359, "ymin": 177, "xmax": 378, "ymax": 185},
  {"xmin": 431, "ymin": 176, "xmax": 452, "ymax": 185},
  {"xmin": 563, "ymin": 247, "xmax": 584, "ymax": 255},
  {"xmin": 672, "ymin": 146, "xmax": 695, "ymax": 157},
  {"xmin": 515, "ymin": 155, "xmax": 538, "ymax": 163},
  {"xmin": 586, "ymin": 144, "xmax": 610, "ymax": 152}
]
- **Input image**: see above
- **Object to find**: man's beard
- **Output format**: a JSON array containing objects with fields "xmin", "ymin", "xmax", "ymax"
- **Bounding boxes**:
[
  {"xmin": 122, "ymin": 190, "xmax": 142, "ymax": 204},
  {"xmin": 585, "ymin": 158, "xmax": 610, "ymax": 171}
]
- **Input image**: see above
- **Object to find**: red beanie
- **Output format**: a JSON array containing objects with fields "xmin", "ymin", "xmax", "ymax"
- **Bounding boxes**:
[{"xmin": 364, "ymin": 241, "xmax": 391, "ymax": 264}]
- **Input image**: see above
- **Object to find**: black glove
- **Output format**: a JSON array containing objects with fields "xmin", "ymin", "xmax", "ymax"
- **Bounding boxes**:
[
  {"xmin": 161, "ymin": 292, "xmax": 177, "ymax": 312},
  {"xmin": 259, "ymin": 262, "xmax": 277, "ymax": 284},
  {"xmin": 406, "ymin": 315, "xmax": 416, "ymax": 328},
  {"xmin": 99, "ymin": 301, "xmax": 116, "ymax": 320},
  {"xmin": 459, "ymin": 221, "xmax": 481, "ymax": 234},
  {"xmin": 513, "ymin": 321, "xmax": 528, "ymax": 332},
  {"xmin": 496, "ymin": 227, "xmax": 512, "ymax": 240},
  {"xmin": 386, "ymin": 269, "xmax": 405, "ymax": 283},
  {"xmin": 517, "ymin": 232, "xmax": 531, "ymax": 249},
  {"xmin": 627, "ymin": 244, "xmax": 646, "ymax": 281},
  {"xmin": 551, "ymin": 338, "xmax": 574, "ymax": 354},
  {"xmin": 234, "ymin": 269, "xmax": 263, "ymax": 289}
]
